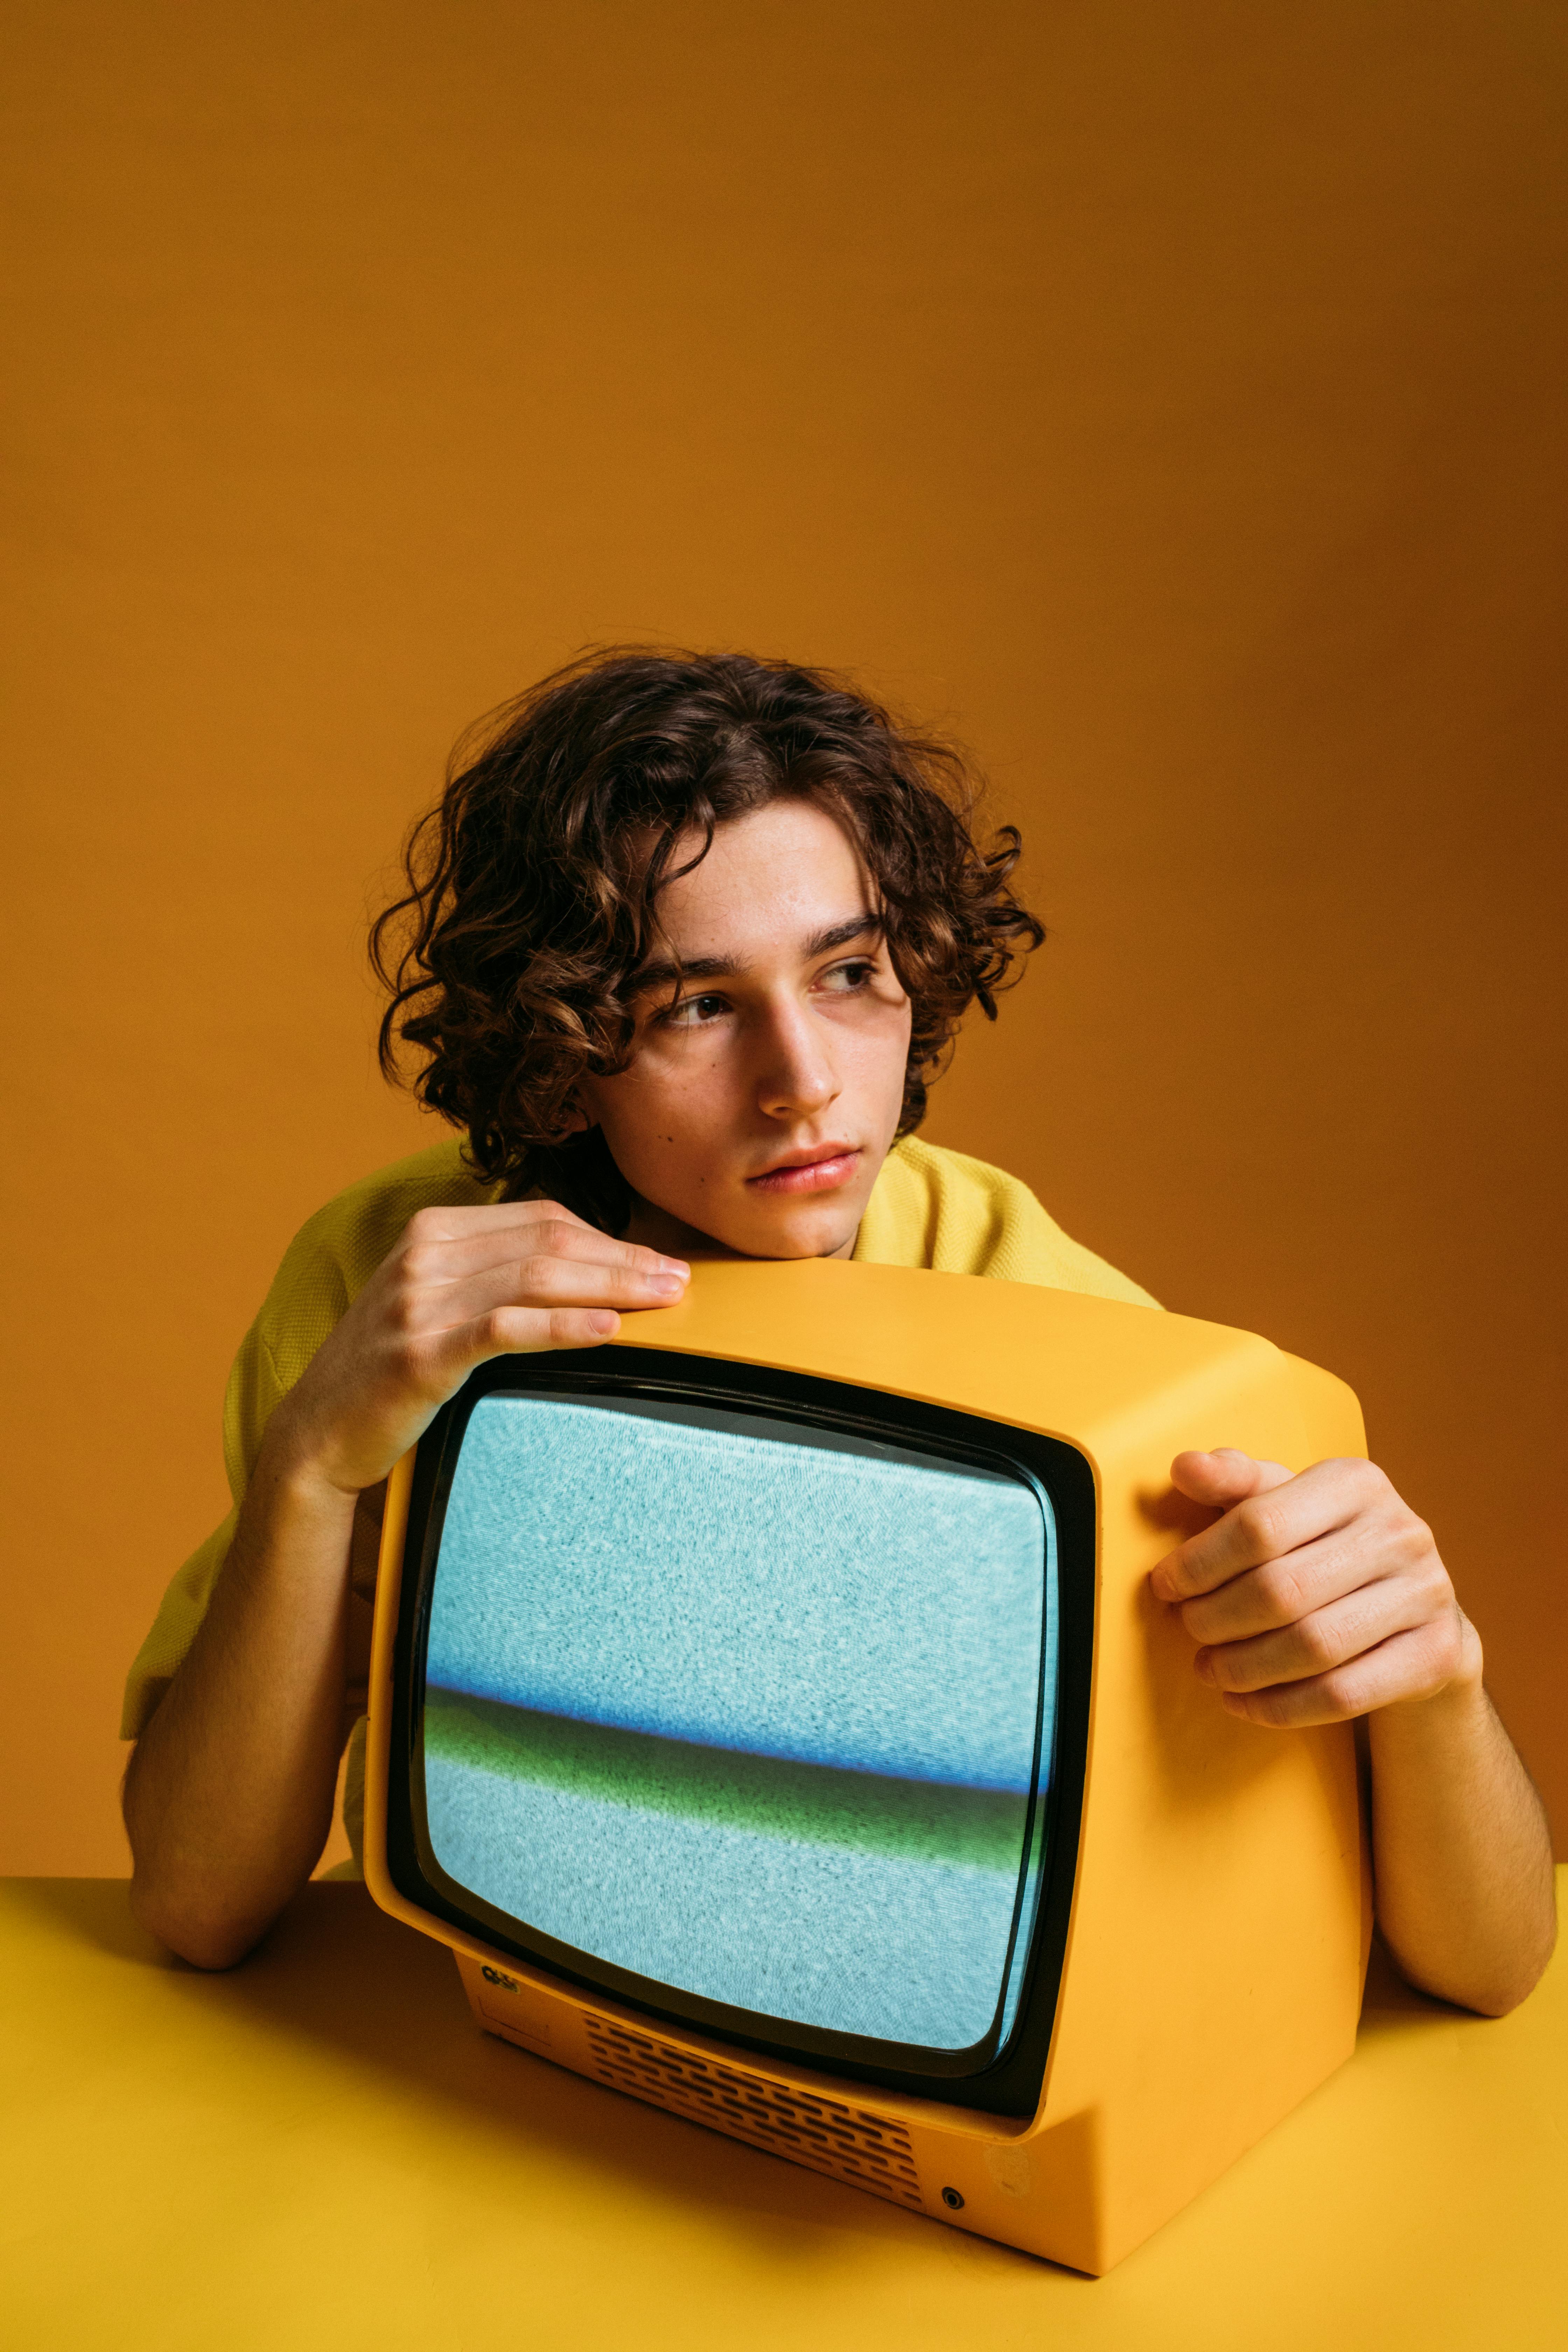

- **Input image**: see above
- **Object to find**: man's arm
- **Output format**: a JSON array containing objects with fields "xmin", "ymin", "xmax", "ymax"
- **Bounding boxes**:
[
  {"xmin": 1364, "ymin": 1658, "xmax": 1554, "ymax": 2013},
  {"xmin": 124, "ymin": 1201, "xmax": 690, "ymax": 1969},
  {"xmin": 123, "ymin": 1448, "xmax": 358, "ymax": 1968},
  {"xmin": 1150, "ymin": 1450, "xmax": 1556, "ymax": 2017}
]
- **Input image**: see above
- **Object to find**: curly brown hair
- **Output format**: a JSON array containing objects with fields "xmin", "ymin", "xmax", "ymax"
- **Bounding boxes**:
[{"xmin": 371, "ymin": 648, "xmax": 1044, "ymax": 1233}]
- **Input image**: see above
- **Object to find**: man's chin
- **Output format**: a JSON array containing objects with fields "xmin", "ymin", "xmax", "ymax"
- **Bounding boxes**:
[{"xmin": 694, "ymin": 1191, "xmax": 866, "ymax": 1264}]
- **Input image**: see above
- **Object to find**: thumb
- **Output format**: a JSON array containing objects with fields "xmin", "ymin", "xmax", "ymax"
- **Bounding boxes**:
[{"xmin": 1169, "ymin": 1447, "xmax": 1295, "ymax": 1509}]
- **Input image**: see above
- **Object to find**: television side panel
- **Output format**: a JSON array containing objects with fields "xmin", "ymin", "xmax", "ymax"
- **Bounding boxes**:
[
  {"xmin": 1035, "ymin": 1335, "xmax": 1367, "ymax": 2270},
  {"xmin": 1281, "ymin": 1349, "xmax": 1375, "ymax": 1979}
]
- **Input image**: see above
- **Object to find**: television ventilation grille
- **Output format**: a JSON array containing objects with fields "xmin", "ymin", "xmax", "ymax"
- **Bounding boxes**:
[{"xmin": 583, "ymin": 2017, "xmax": 925, "ymax": 2210}]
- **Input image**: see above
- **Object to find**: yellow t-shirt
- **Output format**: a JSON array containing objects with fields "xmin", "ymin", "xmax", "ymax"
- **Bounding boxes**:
[{"xmin": 121, "ymin": 1131, "xmax": 1156, "ymax": 1855}]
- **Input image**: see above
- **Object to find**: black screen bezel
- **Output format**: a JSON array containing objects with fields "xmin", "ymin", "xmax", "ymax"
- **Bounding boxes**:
[{"xmin": 382, "ymin": 1347, "xmax": 1095, "ymax": 2119}]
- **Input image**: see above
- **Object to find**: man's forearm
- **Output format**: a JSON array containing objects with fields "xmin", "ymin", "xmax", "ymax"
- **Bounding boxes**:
[
  {"xmin": 123, "ymin": 1432, "xmax": 359, "ymax": 1968},
  {"xmin": 1367, "ymin": 1646, "xmax": 1556, "ymax": 2015}
]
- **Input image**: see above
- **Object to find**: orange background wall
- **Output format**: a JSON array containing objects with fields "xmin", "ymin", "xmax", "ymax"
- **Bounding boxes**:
[{"xmin": 6, "ymin": 0, "xmax": 1565, "ymax": 1872}]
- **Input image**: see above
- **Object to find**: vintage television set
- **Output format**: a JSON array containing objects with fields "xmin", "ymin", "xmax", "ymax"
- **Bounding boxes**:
[{"xmin": 364, "ymin": 1256, "xmax": 1370, "ymax": 2274}]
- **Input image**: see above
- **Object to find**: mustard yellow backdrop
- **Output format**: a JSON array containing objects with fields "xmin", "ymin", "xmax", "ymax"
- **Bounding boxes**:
[{"xmin": 5, "ymin": 0, "xmax": 1564, "ymax": 1872}]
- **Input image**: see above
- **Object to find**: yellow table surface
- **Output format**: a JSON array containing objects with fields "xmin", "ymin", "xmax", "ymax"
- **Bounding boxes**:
[{"xmin": 3, "ymin": 1875, "xmax": 1563, "ymax": 2351}]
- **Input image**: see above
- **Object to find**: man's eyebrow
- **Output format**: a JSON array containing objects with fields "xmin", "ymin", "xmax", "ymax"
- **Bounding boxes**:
[
  {"xmin": 805, "ymin": 911, "xmax": 883, "ymax": 957},
  {"xmin": 624, "ymin": 951, "xmax": 742, "ymax": 999},
  {"xmin": 625, "ymin": 912, "xmax": 883, "ymax": 1000}
]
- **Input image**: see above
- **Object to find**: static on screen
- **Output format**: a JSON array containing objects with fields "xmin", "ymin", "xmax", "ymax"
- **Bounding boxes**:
[{"xmin": 422, "ymin": 1394, "xmax": 1056, "ymax": 2052}]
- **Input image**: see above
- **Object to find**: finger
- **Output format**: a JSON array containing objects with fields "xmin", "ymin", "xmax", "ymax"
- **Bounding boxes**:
[
  {"xmin": 399, "ymin": 1197, "xmax": 597, "ymax": 1247},
  {"xmin": 1214, "ymin": 1619, "xmax": 1468, "ymax": 1729},
  {"xmin": 1169, "ymin": 1448, "xmax": 1295, "ymax": 1508},
  {"xmin": 427, "ymin": 1304, "xmax": 623, "ymax": 1382},
  {"xmin": 1148, "ymin": 1452, "xmax": 1292, "ymax": 1601},
  {"xmin": 498, "ymin": 1251, "xmax": 688, "ymax": 1312},
  {"xmin": 1176, "ymin": 1512, "xmax": 1409, "ymax": 1645},
  {"xmin": 398, "ymin": 1255, "xmax": 685, "ymax": 1340},
  {"xmin": 522, "ymin": 1219, "xmax": 690, "ymax": 1281},
  {"xmin": 397, "ymin": 1209, "xmax": 689, "ymax": 1291},
  {"xmin": 1150, "ymin": 1457, "xmax": 1368, "ymax": 1602},
  {"xmin": 1193, "ymin": 1576, "xmax": 1426, "ymax": 1695}
]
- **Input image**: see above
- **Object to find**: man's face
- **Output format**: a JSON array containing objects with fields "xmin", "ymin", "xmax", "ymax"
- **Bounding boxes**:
[{"xmin": 574, "ymin": 797, "xmax": 913, "ymax": 1259}]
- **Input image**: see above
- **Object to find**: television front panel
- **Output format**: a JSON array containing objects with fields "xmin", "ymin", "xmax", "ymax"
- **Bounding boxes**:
[
  {"xmin": 365, "ymin": 1259, "xmax": 1368, "ymax": 2273},
  {"xmin": 383, "ymin": 1352, "xmax": 1092, "ymax": 2116}
]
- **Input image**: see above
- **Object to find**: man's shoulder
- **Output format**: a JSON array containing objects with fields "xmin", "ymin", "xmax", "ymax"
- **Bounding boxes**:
[
  {"xmin": 288, "ymin": 1134, "xmax": 496, "ymax": 1279},
  {"xmin": 884, "ymin": 1134, "xmax": 1035, "ymax": 1211},
  {"xmin": 860, "ymin": 1134, "xmax": 1160, "ymax": 1307},
  {"xmin": 858, "ymin": 1133, "xmax": 1049, "ymax": 1275},
  {"xmin": 255, "ymin": 1135, "xmax": 496, "ymax": 1382}
]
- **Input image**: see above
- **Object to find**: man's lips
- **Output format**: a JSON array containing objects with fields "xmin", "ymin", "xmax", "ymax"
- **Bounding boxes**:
[{"xmin": 746, "ymin": 1147, "xmax": 862, "ymax": 1197}]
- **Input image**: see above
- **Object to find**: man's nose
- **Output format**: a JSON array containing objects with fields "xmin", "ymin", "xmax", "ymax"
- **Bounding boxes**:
[{"xmin": 755, "ymin": 996, "xmax": 839, "ymax": 1119}]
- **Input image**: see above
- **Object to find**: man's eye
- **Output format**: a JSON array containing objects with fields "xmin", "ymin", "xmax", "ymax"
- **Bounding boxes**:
[
  {"xmin": 821, "ymin": 959, "xmax": 876, "ymax": 992},
  {"xmin": 663, "ymin": 992, "xmax": 730, "ymax": 1028}
]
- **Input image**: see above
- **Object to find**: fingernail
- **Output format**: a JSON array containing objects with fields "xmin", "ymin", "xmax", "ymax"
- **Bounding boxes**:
[
  {"xmin": 661, "ymin": 1258, "xmax": 690, "ymax": 1276},
  {"xmin": 649, "ymin": 1273, "xmax": 685, "ymax": 1297},
  {"xmin": 1193, "ymin": 1650, "xmax": 1216, "ymax": 1684},
  {"xmin": 589, "ymin": 1312, "xmax": 618, "ymax": 1335}
]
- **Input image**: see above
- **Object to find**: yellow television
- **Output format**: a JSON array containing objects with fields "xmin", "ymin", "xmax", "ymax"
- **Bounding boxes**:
[{"xmin": 363, "ymin": 1257, "xmax": 1368, "ymax": 2273}]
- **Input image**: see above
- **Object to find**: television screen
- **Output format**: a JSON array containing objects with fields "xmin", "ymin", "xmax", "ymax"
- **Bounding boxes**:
[
  {"xmin": 423, "ymin": 1390, "xmax": 1056, "ymax": 2053},
  {"xmin": 385, "ymin": 1351, "xmax": 1093, "ymax": 2112}
]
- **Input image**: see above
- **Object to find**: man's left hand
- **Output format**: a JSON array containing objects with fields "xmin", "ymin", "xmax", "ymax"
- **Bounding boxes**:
[{"xmin": 1149, "ymin": 1450, "xmax": 1481, "ymax": 1726}]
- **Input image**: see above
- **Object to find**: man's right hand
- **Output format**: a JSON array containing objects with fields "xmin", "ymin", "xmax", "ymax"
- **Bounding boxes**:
[{"xmin": 267, "ymin": 1199, "xmax": 691, "ymax": 1498}]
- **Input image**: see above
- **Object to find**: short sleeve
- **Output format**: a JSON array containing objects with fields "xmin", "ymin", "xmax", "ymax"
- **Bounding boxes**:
[
  {"xmin": 118, "ymin": 1137, "xmax": 486, "ymax": 1745},
  {"xmin": 119, "ymin": 1313, "xmax": 287, "ymax": 1740}
]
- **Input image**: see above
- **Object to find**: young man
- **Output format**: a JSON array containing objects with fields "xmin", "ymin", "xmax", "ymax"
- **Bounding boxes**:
[{"xmin": 122, "ymin": 649, "xmax": 1556, "ymax": 2008}]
